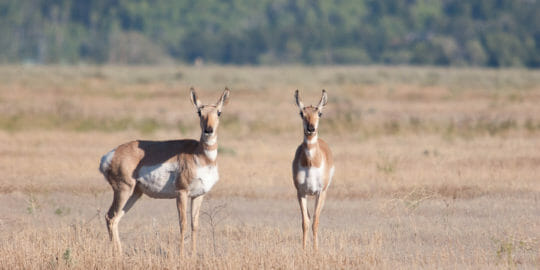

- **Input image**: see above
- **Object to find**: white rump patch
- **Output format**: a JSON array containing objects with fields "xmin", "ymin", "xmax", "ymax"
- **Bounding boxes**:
[
  {"xmin": 189, "ymin": 165, "xmax": 219, "ymax": 197},
  {"xmin": 296, "ymin": 163, "xmax": 325, "ymax": 195},
  {"xmin": 136, "ymin": 163, "xmax": 179, "ymax": 198},
  {"xmin": 99, "ymin": 149, "xmax": 116, "ymax": 174}
]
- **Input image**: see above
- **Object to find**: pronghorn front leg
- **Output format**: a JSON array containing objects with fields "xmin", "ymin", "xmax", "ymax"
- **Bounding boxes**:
[
  {"xmin": 190, "ymin": 195, "xmax": 204, "ymax": 255},
  {"xmin": 312, "ymin": 190, "xmax": 327, "ymax": 251},
  {"xmin": 297, "ymin": 192, "xmax": 310, "ymax": 250},
  {"xmin": 176, "ymin": 190, "xmax": 189, "ymax": 256}
]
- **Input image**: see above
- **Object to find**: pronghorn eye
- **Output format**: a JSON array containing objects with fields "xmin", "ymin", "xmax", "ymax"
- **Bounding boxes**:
[
  {"xmin": 299, "ymin": 111, "xmax": 304, "ymax": 118},
  {"xmin": 318, "ymin": 111, "xmax": 322, "ymax": 117},
  {"xmin": 197, "ymin": 111, "xmax": 201, "ymax": 117},
  {"xmin": 217, "ymin": 111, "xmax": 222, "ymax": 117}
]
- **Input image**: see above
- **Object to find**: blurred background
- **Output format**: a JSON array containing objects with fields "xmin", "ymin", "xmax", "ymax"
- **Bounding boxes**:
[{"xmin": 0, "ymin": 0, "xmax": 538, "ymax": 67}]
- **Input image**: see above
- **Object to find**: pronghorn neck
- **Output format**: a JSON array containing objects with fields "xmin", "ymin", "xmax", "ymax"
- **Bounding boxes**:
[
  {"xmin": 304, "ymin": 133, "xmax": 318, "ymax": 145},
  {"xmin": 303, "ymin": 133, "xmax": 319, "ymax": 159},
  {"xmin": 199, "ymin": 134, "xmax": 218, "ymax": 162}
]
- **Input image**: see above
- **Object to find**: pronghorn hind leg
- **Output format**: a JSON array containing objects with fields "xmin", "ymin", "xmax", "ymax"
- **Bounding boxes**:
[
  {"xmin": 297, "ymin": 192, "xmax": 310, "ymax": 250},
  {"xmin": 123, "ymin": 185, "xmax": 143, "ymax": 213},
  {"xmin": 312, "ymin": 190, "xmax": 327, "ymax": 251},
  {"xmin": 105, "ymin": 184, "xmax": 137, "ymax": 255},
  {"xmin": 106, "ymin": 193, "xmax": 119, "ymax": 242},
  {"xmin": 176, "ymin": 190, "xmax": 189, "ymax": 256},
  {"xmin": 190, "ymin": 195, "xmax": 204, "ymax": 255}
]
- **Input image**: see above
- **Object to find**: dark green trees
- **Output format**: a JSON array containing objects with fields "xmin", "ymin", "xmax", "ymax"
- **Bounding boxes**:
[{"xmin": 0, "ymin": 0, "xmax": 538, "ymax": 67}]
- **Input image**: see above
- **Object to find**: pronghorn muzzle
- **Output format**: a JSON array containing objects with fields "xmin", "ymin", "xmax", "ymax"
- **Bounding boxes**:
[{"xmin": 204, "ymin": 126, "xmax": 214, "ymax": 135}]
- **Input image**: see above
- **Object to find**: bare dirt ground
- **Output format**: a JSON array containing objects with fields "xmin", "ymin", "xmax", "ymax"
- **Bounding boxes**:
[{"xmin": 0, "ymin": 66, "xmax": 539, "ymax": 269}]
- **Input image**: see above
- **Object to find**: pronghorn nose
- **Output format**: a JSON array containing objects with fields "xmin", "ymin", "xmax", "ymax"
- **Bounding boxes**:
[
  {"xmin": 204, "ymin": 126, "xmax": 214, "ymax": 134},
  {"xmin": 307, "ymin": 125, "xmax": 315, "ymax": 132}
]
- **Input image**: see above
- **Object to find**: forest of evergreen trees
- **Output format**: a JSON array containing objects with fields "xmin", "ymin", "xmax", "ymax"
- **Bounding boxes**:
[{"xmin": 1, "ymin": 0, "xmax": 538, "ymax": 67}]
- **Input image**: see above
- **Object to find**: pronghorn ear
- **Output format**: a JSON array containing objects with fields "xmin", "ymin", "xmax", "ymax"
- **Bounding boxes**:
[
  {"xmin": 216, "ymin": 87, "xmax": 230, "ymax": 110},
  {"xmin": 294, "ymin": 89, "xmax": 304, "ymax": 110},
  {"xmin": 190, "ymin": 87, "xmax": 202, "ymax": 111},
  {"xmin": 317, "ymin": 89, "xmax": 328, "ymax": 110}
]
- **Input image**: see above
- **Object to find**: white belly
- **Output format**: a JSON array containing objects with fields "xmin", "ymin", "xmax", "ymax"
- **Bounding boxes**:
[
  {"xmin": 189, "ymin": 165, "xmax": 219, "ymax": 198},
  {"xmin": 136, "ymin": 163, "xmax": 179, "ymax": 198},
  {"xmin": 296, "ymin": 164, "xmax": 326, "ymax": 195}
]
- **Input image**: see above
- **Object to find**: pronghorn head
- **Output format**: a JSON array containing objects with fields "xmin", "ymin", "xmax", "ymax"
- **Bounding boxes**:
[
  {"xmin": 294, "ymin": 89, "xmax": 328, "ymax": 137},
  {"xmin": 190, "ymin": 87, "xmax": 230, "ymax": 141}
]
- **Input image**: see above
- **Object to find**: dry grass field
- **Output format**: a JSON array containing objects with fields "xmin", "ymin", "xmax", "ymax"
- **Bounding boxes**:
[{"xmin": 0, "ymin": 65, "xmax": 539, "ymax": 269}]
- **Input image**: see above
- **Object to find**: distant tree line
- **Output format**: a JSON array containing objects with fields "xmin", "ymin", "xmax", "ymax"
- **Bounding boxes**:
[{"xmin": 0, "ymin": 0, "xmax": 538, "ymax": 67}]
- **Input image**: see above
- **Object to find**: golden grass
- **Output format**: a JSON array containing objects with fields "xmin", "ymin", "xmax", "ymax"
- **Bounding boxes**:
[{"xmin": 0, "ymin": 65, "xmax": 539, "ymax": 268}]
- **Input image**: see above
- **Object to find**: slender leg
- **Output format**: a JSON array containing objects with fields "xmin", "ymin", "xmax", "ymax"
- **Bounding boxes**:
[
  {"xmin": 312, "ymin": 190, "xmax": 327, "ymax": 251},
  {"xmin": 123, "ymin": 186, "xmax": 143, "ymax": 213},
  {"xmin": 106, "ymin": 185, "xmax": 138, "ymax": 255},
  {"xmin": 190, "ymin": 195, "xmax": 204, "ymax": 255},
  {"xmin": 297, "ymin": 192, "xmax": 310, "ymax": 250},
  {"xmin": 106, "ymin": 193, "xmax": 119, "ymax": 242},
  {"xmin": 176, "ymin": 190, "xmax": 189, "ymax": 256}
]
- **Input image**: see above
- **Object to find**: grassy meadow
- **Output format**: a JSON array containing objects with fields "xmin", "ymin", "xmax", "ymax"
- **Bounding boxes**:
[{"xmin": 0, "ymin": 65, "xmax": 539, "ymax": 269}]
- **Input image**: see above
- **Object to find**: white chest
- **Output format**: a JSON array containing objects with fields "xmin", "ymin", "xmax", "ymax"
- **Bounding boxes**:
[
  {"xmin": 189, "ymin": 165, "xmax": 219, "ymax": 197},
  {"xmin": 136, "ymin": 163, "xmax": 179, "ymax": 198},
  {"xmin": 304, "ymin": 148, "xmax": 316, "ymax": 159},
  {"xmin": 296, "ymin": 164, "xmax": 325, "ymax": 195}
]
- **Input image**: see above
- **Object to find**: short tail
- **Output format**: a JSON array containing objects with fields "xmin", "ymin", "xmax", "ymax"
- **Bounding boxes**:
[{"xmin": 99, "ymin": 149, "xmax": 116, "ymax": 175}]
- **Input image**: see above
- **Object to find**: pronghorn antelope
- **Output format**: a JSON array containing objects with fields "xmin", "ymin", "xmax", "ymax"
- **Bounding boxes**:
[
  {"xmin": 292, "ymin": 89, "xmax": 334, "ymax": 251},
  {"xmin": 99, "ymin": 87, "xmax": 230, "ymax": 255}
]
